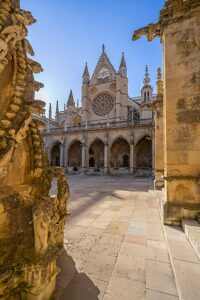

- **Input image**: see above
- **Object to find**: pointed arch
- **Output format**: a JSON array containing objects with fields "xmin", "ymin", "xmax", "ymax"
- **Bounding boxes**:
[
  {"xmin": 50, "ymin": 140, "xmax": 61, "ymax": 166},
  {"xmin": 68, "ymin": 139, "xmax": 82, "ymax": 171},
  {"xmin": 134, "ymin": 135, "xmax": 152, "ymax": 171},
  {"xmin": 89, "ymin": 138, "xmax": 104, "ymax": 171},
  {"xmin": 110, "ymin": 137, "xmax": 130, "ymax": 169}
]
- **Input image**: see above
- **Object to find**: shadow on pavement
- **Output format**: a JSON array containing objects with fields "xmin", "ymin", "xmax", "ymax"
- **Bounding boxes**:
[{"xmin": 55, "ymin": 250, "xmax": 100, "ymax": 300}]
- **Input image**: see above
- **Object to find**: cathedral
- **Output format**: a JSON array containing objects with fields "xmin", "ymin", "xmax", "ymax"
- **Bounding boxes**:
[{"xmin": 41, "ymin": 46, "xmax": 156, "ymax": 174}]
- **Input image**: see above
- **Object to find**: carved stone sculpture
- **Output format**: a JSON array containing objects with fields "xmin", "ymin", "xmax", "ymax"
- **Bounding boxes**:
[{"xmin": 0, "ymin": 0, "xmax": 69, "ymax": 298}]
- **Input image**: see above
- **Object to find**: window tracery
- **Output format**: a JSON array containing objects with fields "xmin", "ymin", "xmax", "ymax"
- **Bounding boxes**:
[{"xmin": 92, "ymin": 94, "xmax": 114, "ymax": 116}]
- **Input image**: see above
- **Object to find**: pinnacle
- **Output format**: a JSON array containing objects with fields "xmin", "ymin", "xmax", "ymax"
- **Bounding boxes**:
[
  {"xmin": 83, "ymin": 62, "xmax": 89, "ymax": 77},
  {"xmin": 67, "ymin": 90, "xmax": 75, "ymax": 107},
  {"xmin": 143, "ymin": 65, "xmax": 150, "ymax": 85},
  {"xmin": 119, "ymin": 52, "xmax": 127, "ymax": 69}
]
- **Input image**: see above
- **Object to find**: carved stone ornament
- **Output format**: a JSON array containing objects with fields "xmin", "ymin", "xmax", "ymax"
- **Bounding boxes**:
[
  {"xmin": 92, "ymin": 94, "xmax": 114, "ymax": 116},
  {"xmin": 0, "ymin": 0, "xmax": 69, "ymax": 298}
]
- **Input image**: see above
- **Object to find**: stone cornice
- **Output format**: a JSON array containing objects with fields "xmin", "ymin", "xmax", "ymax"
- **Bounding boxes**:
[
  {"xmin": 160, "ymin": 0, "xmax": 200, "ymax": 28},
  {"xmin": 132, "ymin": 0, "xmax": 200, "ymax": 42}
]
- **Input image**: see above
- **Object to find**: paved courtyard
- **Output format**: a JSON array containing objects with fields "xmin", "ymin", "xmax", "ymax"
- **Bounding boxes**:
[{"xmin": 55, "ymin": 175, "xmax": 179, "ymax": 300}]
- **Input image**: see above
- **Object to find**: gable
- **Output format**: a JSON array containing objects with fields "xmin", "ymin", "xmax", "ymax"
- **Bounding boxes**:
[{"xmin": 90, "ymin": 52, "xmax": 117, "ymax": 85}]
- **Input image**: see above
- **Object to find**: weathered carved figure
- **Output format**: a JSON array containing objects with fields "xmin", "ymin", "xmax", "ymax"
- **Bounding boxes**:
[
  {"xmin": 132, "ymin": 23, "xmax": 161, "ymax": 41},
  {"xmin": 0, "ymin": 0, "xmax": 69, "ymax": 298}
]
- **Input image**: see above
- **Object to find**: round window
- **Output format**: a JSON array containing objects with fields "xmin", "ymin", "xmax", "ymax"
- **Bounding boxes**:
[{"xmin": 92, "ymin": 94, "xmax": 114, "ymax": 116}]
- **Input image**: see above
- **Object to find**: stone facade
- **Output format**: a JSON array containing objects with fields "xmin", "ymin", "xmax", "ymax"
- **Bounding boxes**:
[
  {"xmin": 0, "ymin": 1, "xmax": 69, "ymax": 298},
  {"xmin": 133, "ymin": 0, "xmax": 200, "ymax": 225},
  {"xmin": 41, "ymin": 46, "xmax": 156, "ymax": 175}
]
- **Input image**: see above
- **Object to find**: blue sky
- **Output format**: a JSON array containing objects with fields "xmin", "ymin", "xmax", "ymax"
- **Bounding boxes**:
[{"xmin": 21, "ymin": 0, "xmax": 164, "ymax": 115}]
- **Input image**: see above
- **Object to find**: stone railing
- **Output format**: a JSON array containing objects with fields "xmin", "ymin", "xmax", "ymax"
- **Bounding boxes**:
[{"xmin": 43, "ymin": 118, "xmax": 153, "ymax": 134}]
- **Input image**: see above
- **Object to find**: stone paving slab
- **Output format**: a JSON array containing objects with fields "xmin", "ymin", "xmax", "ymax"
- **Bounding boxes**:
[
  {"xmin": 146, "ymin": 289, "xmax": 179, "ymax": 300},
  {"xmin": 146, "ymin": 260, "xmax": 178, "ymax": 297},
  {"xmin": 56, "ymin": 175, "xmax": 180, "ymax": 300}
]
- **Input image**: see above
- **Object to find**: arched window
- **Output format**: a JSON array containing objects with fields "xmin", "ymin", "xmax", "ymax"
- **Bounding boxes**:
[
  {"xmin": 147, "ymin": 91, "xmax": 150, "ymax": 101},
  {"xmin": 144, "ymin": 92, "xmax": 146, "ymax": 101}
]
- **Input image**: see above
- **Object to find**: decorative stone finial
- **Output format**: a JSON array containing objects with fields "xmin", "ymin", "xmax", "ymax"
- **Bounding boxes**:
[
  {"xmin": 157, "ymin": 67, "xmax": 163, "ymax": 95},
  {"xmin": 102, "ymin": 44, "xmax": 105, "ymax": 53},
  {"xmin": 143, "ymin": 65, "xmax": 150, "ymax": 85}
]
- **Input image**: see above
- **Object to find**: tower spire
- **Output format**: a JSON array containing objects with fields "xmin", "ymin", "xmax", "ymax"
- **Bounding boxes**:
[
  {"xmin": 82, "ymin": 62, "xmax": 90, "ymax": 84},
  {"xmin": 119, "ymin": 52, "xmax": 127, "ymax": 77},
  {"xmin": 48, "ymin": 103, "xmax": 52, "ymax": 119},
  {"xmin": 143, "ymin": 65, "xmax": 150, "ymax": 85},
  {"xmin": 56, "ymin": 100, "xmax": 59, "ymax": 115},
  {"xmin": 67, "ymin": 90, "xmax": 75, "ymax": 107},
  {"xmin": 102, "ymin": 44, "xmax": 105, "ymax": 53}
]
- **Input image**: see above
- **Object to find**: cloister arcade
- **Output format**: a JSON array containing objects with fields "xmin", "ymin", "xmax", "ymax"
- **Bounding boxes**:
[{"xmin": 48, "ymin": 132, "xmax": 153, "ymax": 174}]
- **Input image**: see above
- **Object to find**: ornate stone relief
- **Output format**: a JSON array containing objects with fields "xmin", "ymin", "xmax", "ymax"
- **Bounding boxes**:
[{"xmin": 0, "ymin": 0, "xmax": 69, "ymax": 298}]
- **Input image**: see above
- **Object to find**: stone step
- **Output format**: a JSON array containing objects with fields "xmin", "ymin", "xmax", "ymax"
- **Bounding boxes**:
[
  {"xmin": 182, "ymin": 219, "xmax": 200, "ymax": 261},
  {"xmin": 164, "ymin": 225, "xmax": 200, "ymax": 300}
]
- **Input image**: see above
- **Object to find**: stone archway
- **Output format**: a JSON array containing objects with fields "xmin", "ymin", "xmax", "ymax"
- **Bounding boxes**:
[
  {"xmin": 51, "ymin": 141, "xmax": 61, "ymax": 166},
  {"xmin": 89, "ymin": 139, "xmax": 104, "ymax": 171},
  {"xmin": 110, "ymin": 137, "xmax": 130, "ymax": 169},
  {"xmin": 68, "ymin": 140, "xmax": 82, "ymax": 171},
  {"xmin": 134, "ymin": 136, "xmax": 152, "ymax": 172},
  {"xmin": 89, "ymin": 139, "xmax": 104, "ymax": 172}
]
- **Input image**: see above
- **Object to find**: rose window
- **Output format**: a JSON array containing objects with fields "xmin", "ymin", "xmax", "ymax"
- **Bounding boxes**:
[{"xmin": 92, "ymin": 94, "xmax": 114, "ymax": 116}]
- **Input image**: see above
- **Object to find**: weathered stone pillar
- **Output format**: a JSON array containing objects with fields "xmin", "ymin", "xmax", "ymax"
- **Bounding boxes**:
[
  {"xmin": 64, "ymin": 145, "xmax": 68, "ymax": 170},
  {"xmin": 154, "ymin": 69, "xmax": 164, "ymax": 189},
  {"xmin": 162, "ymin": 3, "xmax": 200, "ymax": 224},
  {"xmin": 132, "ymin": 0, "xmax": 200, "ymax": 225},
  {"xmin": 104, "ymin": 132, "xmax": 109, "ymax": 174},
  {"xmin": 104, "ymin": 143, "xmax": 109, "ymax": 174},
  {"xmin": 60, "ymin": 144, "xmax": 64, "ymax": 167},
  {"xmin": 154, "ymin": 104, "xmax": 164, "ymax": 189},
  {"xmin": 130, "ymin": 143, "xmax": 134, "ymax": 174},
  {"xmin": 82, "ymin": 142, "xmax": 86, "ymax": 173}
]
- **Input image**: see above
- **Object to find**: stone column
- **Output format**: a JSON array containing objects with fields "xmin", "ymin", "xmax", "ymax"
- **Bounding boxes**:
[
  {"xmin": 154, "ymin": 98, "xmax": 164, "ymax": 189},
  {"xmin": 130, "ymin": 142, "xmax": 134, "ymax": 174},
  {"xmin": 62, "ymin": 139, "xmax": 68, "ymax": 170},
  {"xmin": 160, "ymin": 2, "xmax": 200, "ymax": 224},
  {"xmin": 81, "ymin": 142, "xmax": 86, "ymax": 173},
  {"xmin": 132, "ymin": 0, "xmax": 200, "ymax": 225},
  {"xmin": 152, "ymin": 130, "xmax": 155, "ymax": 174},
  {"xmin": 104, "ymin": 143, "xmax": 109, "ymax": 174},
  {"xmin": 60, "ymin": 144, "xmax": 64, "ymax": 167}
]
